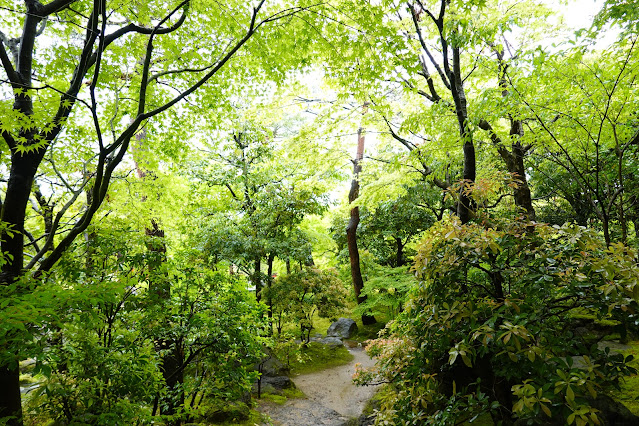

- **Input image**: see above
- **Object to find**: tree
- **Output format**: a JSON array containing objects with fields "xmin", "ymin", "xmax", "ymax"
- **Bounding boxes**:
[
  {"xmin": 0, "ymin": 1, "xmax": 320, "ymax": 423},
  {"xmin": 193, "ymin": 123, "xmax": 327, "ymax": 302},
  {"xmin": 521, "ymin": 38, "xmax": 639, "ymax": 245},
  {"xmin": 360, "ymin": 185, "xmax": 435, "ymax": 267},
  {"xmin": 346, "ymin": 105, "xmax": 377, "ymax": 324},
  {"xmin": 319, "ymin": 0, "xmax": 553, "ymax": 222},
  {"xmin": 264, "ymin": 267, "xmax": 348, "ymax": 343},
  {"xmin": 331, "ymin": 185, "xmax": 436, "ymax": 267},
  {"xmin": 20, "ymin": 225, "xmax": 265, "ymax": 424}
]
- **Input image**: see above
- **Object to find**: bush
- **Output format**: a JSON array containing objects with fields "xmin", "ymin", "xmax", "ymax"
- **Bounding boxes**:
[
  {"xmin": 264, "ymin": 267, "xmax": 348, "ymax": 343},
  {"xmin": 21, "ymin": 231, "xmax": 265, "ymax": 425},
  {"xmin": 355, "ymin": 215, "xmax": 639, "ymax": 425}
]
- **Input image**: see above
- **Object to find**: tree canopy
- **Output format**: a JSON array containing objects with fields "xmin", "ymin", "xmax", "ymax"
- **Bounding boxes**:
[{"xmin": 3, "ymin": 0, "xmax": 639, "ymax": 425}]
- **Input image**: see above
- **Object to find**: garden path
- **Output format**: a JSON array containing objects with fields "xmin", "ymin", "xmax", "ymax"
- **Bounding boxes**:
[{"xmin": 258, "ymin": 346, "xmax": 378, "ymax": 425}]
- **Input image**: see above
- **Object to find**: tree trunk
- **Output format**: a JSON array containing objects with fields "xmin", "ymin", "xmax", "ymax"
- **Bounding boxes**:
[
  {"xmin": 0, "ymin": 150, "xmax": 45, "ymax": 425},
  {"xmin": 254, "ymin": 257, "xmax": 262, "ymax": 302},
  {"xmin": 509, "ymin": 123, "xmax": 536, "ymax": 221},
  {"xmin": 449, "ymin": 44, "xmax": 475, "ymax": 224},
  {"xmin": 0, "ymin": 365, "xmax": 22, "ymax": 426},
  {"xmin": 156, "ymin": 340, "xmax": 185, "ymax": 423},
  {"xmin": 395, "ymin": 237, "xmax": 405, "ymax": 267},
  {"xmin": 267, "ymin": 253, "xmax": 275, "ymax": 332},
  {"xmin": 347, "ymin": 120, "xmax": 376, "ymax": 325},
  {"xmin": 347, "ymin": 204, "xmax": 365, "ymax": 302},
  {"xmin": 458, "ymin": 139, "xmax": 476, "ymax": 225}
]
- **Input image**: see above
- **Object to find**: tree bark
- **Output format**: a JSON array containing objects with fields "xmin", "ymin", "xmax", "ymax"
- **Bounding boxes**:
[
  {"xmin": 347, "ymin": 120, "xmax": 376, "ymax": 325},
  {"xmin": 0, "ymin": 365, "xmax": 22, "ymax": 426},
  {"xmin": 254, "ymin": 257, "xmax": 262, "ymax": 302},
  {"xmin": 478, "ymin": 119, "xmax": 536, "ymax": 220},
  {"xmin": 0, "ymin": 151, "xmax": 45, "ymax": 425},
  {"xmin": 267, "ymin": 253, "xmax": 275, "ymax": 331},
  {"xmin": 395, "ymin": 237, "xmax": 405, "ymax": 267}
]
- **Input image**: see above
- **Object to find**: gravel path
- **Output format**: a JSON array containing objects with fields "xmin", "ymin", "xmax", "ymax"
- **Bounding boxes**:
[{"xmin": 258, "ymin": 346, "xmax": 379, "ymax": 426}]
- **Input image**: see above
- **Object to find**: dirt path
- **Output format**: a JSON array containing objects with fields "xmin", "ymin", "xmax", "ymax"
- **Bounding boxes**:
[{"xmin": 258, "ymin": 347, "xmax": 379, "ymax": 426}]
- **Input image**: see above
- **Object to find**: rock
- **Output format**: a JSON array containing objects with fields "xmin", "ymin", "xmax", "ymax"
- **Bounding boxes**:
[
  {"xmin": 327, "ymin": 318, "xmax": 358, "ymax": 339},
  {"xmin": 254, "ymin": 375, "xmax": 296, "ymax": 395},
  {"xmin": 258, "ymin": 396, "xmax": 349, "ymax": 425},
  {"xmin": 588, "ymin": 395, "xmax": 639, "ymax": 426},
  {"xmin": 256, "ymin": 346, "xmax": 289, "ymax": 377},
  {"xmin": 310, "ymin": 333, "xmax": 324, "ymax": 343},
  {"xmin": 199, "ymin": 401, "xmax": 250, "ymax": 423},
  {"xmin": 343, "ymin": 340, "xmax": 361, "ymax": 349},
  {"xmin": 321, "ymin": 336, "xmax": 344, "ymax": 347}
]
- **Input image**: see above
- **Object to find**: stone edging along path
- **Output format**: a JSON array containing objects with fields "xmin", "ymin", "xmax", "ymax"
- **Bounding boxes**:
[{"xmin": 258, "ymin": 346, "xmax": 379, "ymax": 426}]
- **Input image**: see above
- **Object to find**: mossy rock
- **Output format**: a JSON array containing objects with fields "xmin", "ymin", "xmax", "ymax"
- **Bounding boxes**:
[{"xmin": 195, "ymin": 401, "xmax": 250, "ymax": 424}]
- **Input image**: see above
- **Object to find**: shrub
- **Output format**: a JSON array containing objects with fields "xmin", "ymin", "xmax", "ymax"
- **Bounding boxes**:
[{"xmin": 355, "ymin": 215, "xmax": 639, "ymax": 425}]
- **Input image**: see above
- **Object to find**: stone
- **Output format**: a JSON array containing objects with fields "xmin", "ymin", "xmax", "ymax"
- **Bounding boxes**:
[
  {"xmin": 321, "ymin": 336, "xmax": 344, "ymax": 347},
  {"xmin": 588, "ymin": 395, "xmax": 639, "ymax": 426},
  {"xmin": 256, "ymin": 346, "xmax": 289, "ymax": 377},
  {"xmin": 254, "ymin": 375, "xmax": 296, "ymax": 395},
  {"xmin": 327, "ymin": 318, "xmax": 358, "ymax": 339}
]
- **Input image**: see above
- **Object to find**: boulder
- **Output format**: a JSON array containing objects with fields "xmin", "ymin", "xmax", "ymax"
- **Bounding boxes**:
[
  {"xmin": 321, "ymin": 336, "xmax": 344, "ymax": 347},
  {"xmin": 327, "ymin": 318, "xmax": 358, "ymax": 339},
  {"xmin": 588, "ymin": 395, "xmax": 639, "ymax": 426},
  {"xmin": 256, "ymin": 346, "xmax": 289, "ymax": 377},
  {"xmin": 254, "ymin": 375, "xmax": 296, "ymax": 395}
]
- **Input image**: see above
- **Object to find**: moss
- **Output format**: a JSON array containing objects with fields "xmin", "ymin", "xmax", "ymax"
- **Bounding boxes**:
[
  {"xmin": 568, "ymin": 308, "xmax": 620, "ymax": 327},
  {"xmin": 19, "ymin": 373, "xmax": 41, "ymax": 386},
  {"xmin": 614, "ymin": 340, "xmax": 639, "ymax": 416},
  {"xmin": 603, "ymin": 333, "xmax": 622, "ymax": 341},
  {"xmin": 279, "ymin": 312, "xmax": 343, "ymax": 339},
  {"xmin": 260, "ymin": 393, "xmax": 288, "ymax": 405},
  {"xmin": 282, "ymin": 387, "xmax": 305, "ymax": 399},
  {"xmin": 289, "ymin": 341, "xmax": 354, "ymax": 375},
  {"xmin": 353, "ymin": 320, "xmax": 387, "ymax": 341},
  {"xmin": 189, "ymin": 400, "xmax": 253, "ymax": 425},
  {"xmin": 257, "ymin": 386, "xmax": 305, "ymax": 408},
  {"xmin": 209, "ymin": 409, "xmax": 264, "ymax": 426}
]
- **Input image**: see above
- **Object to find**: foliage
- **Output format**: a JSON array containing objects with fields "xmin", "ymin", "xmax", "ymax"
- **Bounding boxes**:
[
  {"xmin": 521, "ymin": 39, "xmax": 639, "ymax": 245},
  {"xmin": 332, "ymin": 184, "xmax": 435, "ymax": 268},
  {"xmin": 191, "ymin": 123, "xmax": 328, "ymax": 293},
  {"xmin": 0, "ymin": 0, "xmax": 332, "ymax": 421},
  {"xmin": 594, "ymin": 0, "xmax": 639, "ymax": 33},
  {"xmin": 355, "ymin": 214, "xmax": 639, "ymax": 425},
  {"xmin": 18, "ymin": 229, "xmax": 265, "ymax": 425},
  {"xmin": 264, "ymin": 267, "xmax": 348, "ymax": 342},
  {"xmin": 614, "ymin": 340, "xmax": 639, "ymax": 416},
  {"xmin": 3, "ymin": 0, "xmax": 639, "ymax": 424},
  {"xmin": 353, "ymin": 265, "xmax": 416, "ymax": 321}
]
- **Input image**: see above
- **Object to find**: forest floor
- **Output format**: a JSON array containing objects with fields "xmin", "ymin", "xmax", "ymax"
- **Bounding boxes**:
[{"xmin": 257, "ymin": 346, "xmax": 379, "ymax": 425}]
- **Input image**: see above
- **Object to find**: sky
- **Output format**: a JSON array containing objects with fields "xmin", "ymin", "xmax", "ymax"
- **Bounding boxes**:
[{"xmin": 562, "ymin": 0, "xmax": 603, "ymax": 28}]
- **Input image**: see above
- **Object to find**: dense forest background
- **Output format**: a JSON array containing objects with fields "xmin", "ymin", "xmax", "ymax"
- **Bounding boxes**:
[{"xmin": 2, "ymin": 0, "xmax": 639, "ymax": 425}]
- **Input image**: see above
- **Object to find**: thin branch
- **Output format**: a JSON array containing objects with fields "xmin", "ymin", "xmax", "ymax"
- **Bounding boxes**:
[{"xmin": 409, "ymin": 1, "xmax": 450, "ymax": 90}]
